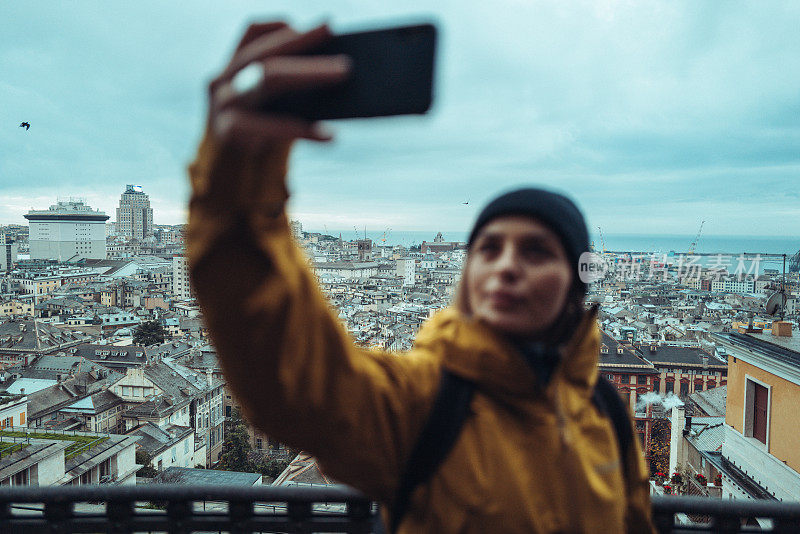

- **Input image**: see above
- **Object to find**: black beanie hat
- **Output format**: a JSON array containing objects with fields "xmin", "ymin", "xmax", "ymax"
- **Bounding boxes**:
[{"xmin": 467, "ymin": 188, "xmax": 590, "ymax": 294}]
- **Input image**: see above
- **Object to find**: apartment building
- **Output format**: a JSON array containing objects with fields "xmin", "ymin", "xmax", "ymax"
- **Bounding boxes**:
[{"xmin": 713, "ymin": 322, "xmax": 800, "ymax": 501}]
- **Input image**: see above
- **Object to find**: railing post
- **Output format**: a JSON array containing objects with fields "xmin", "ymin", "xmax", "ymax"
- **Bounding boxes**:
[
  {"xmin": 44, "ymin": 500, "xmax": 73, "ymax": 534},
  {"xmin": 287, "ymin": 499, "xmax": 313, "ymax": 530},
  {"xmin": 774, "ymin": 517, "xmax": 800, "ymax": 534},
  {"xmin": 347, "ymin": 499, "xmax": 373, "ymax": 534},
  {"xmin": 714, "ymin": 513, "xmax": 741, "ymax": 534},
  {"xmin": 653, "ymin": 509, "xmax": 674, "ymax": 534},
  {"xmin": 229, "ymin": 499, "xmax": 253, "ymax": 534},
  {"xmin": 0, "ymin": 500, "xmax": 10, "ymax": 525},
  {"xmin": 166, "ymin": 499, "xmax": 192, "ymax": 534},
  {"xmin": 107, "ymin": 499, "xmax": 134, "ymax": 534}
]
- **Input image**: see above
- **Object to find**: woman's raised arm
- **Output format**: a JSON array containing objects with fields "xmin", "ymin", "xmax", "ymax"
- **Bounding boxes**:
[{"xmin": 187, "ymin": 23, "xmax": 439, "ymax": 501}]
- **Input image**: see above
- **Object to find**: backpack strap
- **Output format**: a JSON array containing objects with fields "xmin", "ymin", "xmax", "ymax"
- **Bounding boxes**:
[
  {"xmin": 388, "ymin": 368, "xmax": 475, "ymax": 533},
  {"xmin": 591, "ymin": 375, "xmax": 634, "ymax": 484}
]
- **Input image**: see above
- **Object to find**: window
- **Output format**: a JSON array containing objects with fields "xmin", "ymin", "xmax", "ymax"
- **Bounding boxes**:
[
  {"xmin": 744, "ymin": 378, "xmax": 770, "ymax": 446},
  {"xmin": 665, "ymin": 379, "xmax": 675, "ymax": 394},
  {"xmin": 679, "ymin": 381, "xmax": 689, "ymax": 397},
  {"xmin": 652, "ymin": 378, "xmax": 660, "ymax": 393},
  {"xmin": 695, "ymin": 380, "xmax": 704, "ymax": 392},
  {"xmin": 256, "ymin": 438, "xmax": 263, "ymax": 450},
  {"xmin": 620, "ymin": 375, "xmax": 629, "ymax": 384}
]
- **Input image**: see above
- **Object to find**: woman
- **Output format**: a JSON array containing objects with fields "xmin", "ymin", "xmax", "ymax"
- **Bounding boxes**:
[{"xmin": 188, "ymin": 22, "xmax": 655, "ymax": 533}]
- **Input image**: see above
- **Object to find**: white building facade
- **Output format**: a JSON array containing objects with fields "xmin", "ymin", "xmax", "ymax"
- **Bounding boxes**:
[{"xmin": 24, "ymin": 200, "xmax": 109, "ymax": 261}]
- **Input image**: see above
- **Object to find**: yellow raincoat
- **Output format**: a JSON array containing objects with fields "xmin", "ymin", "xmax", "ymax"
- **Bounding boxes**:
[{"xmin": 187, "ymin": 133, "xmax": 655, "ymax": 533}]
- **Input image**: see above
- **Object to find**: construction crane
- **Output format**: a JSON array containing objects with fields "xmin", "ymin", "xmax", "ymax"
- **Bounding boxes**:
[
  {"xmin": 597, "ymin": 226, "xmax": 607, "ymax": 254},
  {"xmin": 789, "ymin": 250, "xmax": 800, "ymax": 273},
  {"xmin": 688, "ymin": 220, "xmax": 705, "ymax": 254},
  {"xmin": 380, "ymin": 227, "xmax": 391, "ymax": 244}
]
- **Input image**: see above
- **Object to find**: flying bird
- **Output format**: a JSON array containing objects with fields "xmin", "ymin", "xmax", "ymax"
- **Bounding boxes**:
[
  {"xmin": 462, "ymin": 201, "xmax": 469, "ymax": 205},
  {"xmin": 20, "ymin": 122, "xmax": 30, "ymax": 130}
]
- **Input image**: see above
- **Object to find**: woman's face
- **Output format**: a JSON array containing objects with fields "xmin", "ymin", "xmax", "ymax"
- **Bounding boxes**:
[{"xmin": 465, "ymin": 215, "xmax": 573, "ymax": 339}]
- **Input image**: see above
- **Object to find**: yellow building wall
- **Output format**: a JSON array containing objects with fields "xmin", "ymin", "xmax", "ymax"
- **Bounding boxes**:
[{"xmin": 727, "ymin": 356, "xmax": 800, "ymax": 472}]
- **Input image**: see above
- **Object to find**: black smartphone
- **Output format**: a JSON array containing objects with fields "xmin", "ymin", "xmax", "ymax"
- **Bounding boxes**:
[{"xmin": 263, "ymin": 23, "xmax": 437, "ymax": 120}]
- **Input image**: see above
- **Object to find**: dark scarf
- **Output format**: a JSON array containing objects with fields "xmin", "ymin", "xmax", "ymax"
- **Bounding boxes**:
[{"xmin": 515, "ymin": 340, "xmax": 562, "ymax": 387}]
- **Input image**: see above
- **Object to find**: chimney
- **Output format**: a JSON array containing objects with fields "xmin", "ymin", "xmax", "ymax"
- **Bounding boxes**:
[
  {"xmin": 669, "ymin": 405, "xmax": 686, "ymax": 476},
  {"xmin": 20, "ymin": 388, "xmax": 25, "ymax": 395},
  {"xmin": 772, "ymin": 321, "xmax": 792, "ymax": 337},
  {"xmin": 206, "ymin": 368, "xmax": 213, "ymax": 386},
  {"xmin": 702, "ymin": 354, "xmax": 709, "ymax": 369}
]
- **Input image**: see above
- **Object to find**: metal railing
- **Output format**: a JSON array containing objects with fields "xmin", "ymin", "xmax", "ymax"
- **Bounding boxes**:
[
  {"xmin": 0, "ymin": 485, "xmax": 799, "ymax": 533},
  {"xmin": 0, "ymin": 484, "xmax": 373, "ymax": 534}
]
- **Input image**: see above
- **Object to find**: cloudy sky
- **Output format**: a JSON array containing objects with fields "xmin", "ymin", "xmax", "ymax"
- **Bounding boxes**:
[{"xmin": 2, "ymin": 1, "xmax": 799, "ymax": 237}]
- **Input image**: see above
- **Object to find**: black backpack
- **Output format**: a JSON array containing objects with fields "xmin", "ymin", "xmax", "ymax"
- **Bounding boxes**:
[{"xmin": 379, "ymin": 370, "xmax": 634, "ymax": 533}]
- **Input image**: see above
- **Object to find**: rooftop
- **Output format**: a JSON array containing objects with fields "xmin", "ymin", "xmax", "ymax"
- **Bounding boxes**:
[
  {"xmin": 273, "ymin": 453, "xmax": 331, "ymax": 486},
  {"xmin": 158, "ymin": 466, "xmax": 262, "ymax": 486},
  {"xmin": 687, "ymin": 419, "xmax": 725, "ymax": 453},
  {"xmin": 129, "ymin": 423, "xmax": 192, "ymax": 456},
  {"xmin": 0, "ymin": 319, "xmax": 88, "ymax": 352},
  {"xmin": 747, "ymin": 329, "xmax": 800, "ymax": 354},
  {"xmin": 716, "ymin": 332, "xmax": 800, "ymax": 372},
  {"xmin": 62, "ymin": 389, "xmax": 123, "ymax": 414},
  {"xmin": 688, "ymin": 385, "xmax": 727, "ymax": 417},
  {"xmin": 2, "ymin": 378, "xmax": 56, "ymax": 395},
  {"xmin": 598, "ymin": 332, "xmax": 658, "ymax": 371},
  {"xmin": 123, "ymin": 395, "xmax": 191, "ymax": 418},
  {"xmin": 24, "ymin": 200, "xmax": 107, "ymax": 218},
  {"xmin": 638, "ymin": 344, "xmax": 725, "ymax": 368},
  {"xmin": 0, "ymin": 429, "xmax": 109, "ymax": 460}
]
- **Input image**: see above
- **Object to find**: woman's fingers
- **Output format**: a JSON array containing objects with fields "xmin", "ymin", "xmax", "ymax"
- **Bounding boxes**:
[
  {"xmin": 213, "ymin": 109, "xmax": 333, "ymax": 145},
  {"xmin": 207, "ymin": 23, "xmax": 342, "ymax": 145},
  {"xmin": 220, "ymin": 24, "xmax": 332, "ymax": 84},
  {"xmin": 234, "ymin": 22, "xmax": 289, "ymax": 52},
  {"xmin": 215, "ymin": 55, "xmax": 351, "ymax": 111}
]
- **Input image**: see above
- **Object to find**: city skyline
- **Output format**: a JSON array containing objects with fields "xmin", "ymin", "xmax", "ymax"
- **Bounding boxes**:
[{"xmin": 2, "ymin": 1, "xmax": 799, "ymax": 236}]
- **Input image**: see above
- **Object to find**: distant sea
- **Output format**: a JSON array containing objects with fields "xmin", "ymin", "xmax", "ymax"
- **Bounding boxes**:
[
  {"xmin": 308, "ymin": 229, "xmax": 800, "ymax": 256},
  {"xmin": 307, "ymin": 230, "xmax": 800, "ymax": 275}
]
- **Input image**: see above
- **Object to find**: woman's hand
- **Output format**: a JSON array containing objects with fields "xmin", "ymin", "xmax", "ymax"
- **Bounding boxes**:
[{"xmin": 209, "ymin": 22, "xmax": 351, "ymax": 148}]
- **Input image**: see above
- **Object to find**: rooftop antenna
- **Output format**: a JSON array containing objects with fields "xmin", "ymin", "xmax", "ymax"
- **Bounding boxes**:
[{"xmin": 764, "ymin": 253, "xmax": 788, "ymax": 320}]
